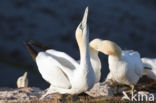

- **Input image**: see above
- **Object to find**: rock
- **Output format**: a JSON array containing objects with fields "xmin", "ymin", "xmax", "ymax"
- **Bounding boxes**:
[
  {"xmin": 86, "ymin": 83, "xmax": 114, "ymax": 97},
  {"xmin": 0, "ymin": 87, "xmax": 44, "ymax": 102},
  {"xmin": 43, "ymin": 93, "xmax": 62, "ymax": 101},
  {"xmin": 0, "ymin": 87, "xmax": 64, "ymax": 102}
]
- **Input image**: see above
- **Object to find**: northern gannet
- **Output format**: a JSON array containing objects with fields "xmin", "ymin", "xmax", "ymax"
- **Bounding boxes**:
[
  {"xmin": 17, "ymin": 72, "xmax": 28, "ymax": 88},
  {"xmin": 141, "ymin": 57, "xmax": 156, "ymax": 80},
  {"xmin": 27, "ymin": 39, "xmax": 101, "ymax": 83},
  {"xmin": 25, "ymin": 7, "xmax": 96, "ymax": 98},
  {"xmin": 94, "ymin": 39, "xmax": 144, "ymax": 92}
]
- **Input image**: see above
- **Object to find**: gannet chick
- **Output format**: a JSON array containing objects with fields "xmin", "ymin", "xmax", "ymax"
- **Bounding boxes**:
[
  {"xmin": 17, "ymin": 72, "xmax": 28, "ymax": 88},
  {"xmin": 142, "ymin": 58, "xmax": 156, "ymax": 80},
  {"xmin": 97, "ymin": 39, "xmax": 144, "ymax": 93}
]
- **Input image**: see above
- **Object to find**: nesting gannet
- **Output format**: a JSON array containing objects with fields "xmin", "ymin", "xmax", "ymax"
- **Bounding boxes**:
[
  {"xmin": 141, "ymin": 58, "xmax": 156, "ymax": 80},
  {"xmin": 105, "ymin": 51, "xmax": 139, "ymax": 81},
  {"xmin": 17, "ymin": 72, "xmax": 28, "ymax": 88},
  {"xmin": 93, "ymin": 39, "xmax": 144, "ymax": 92},
  {"xmin": 25, "ymin": 7, "xmax": 96, "ymax": 98}
]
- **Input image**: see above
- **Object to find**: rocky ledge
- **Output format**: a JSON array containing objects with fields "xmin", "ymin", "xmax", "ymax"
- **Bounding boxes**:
[
  {"xmin": 0, "ymin": 78, "xmax": 156, "ymax": 102},
  {"xmin": 0, "ymin": 83, "xmax": 114, "ymax": 103}
]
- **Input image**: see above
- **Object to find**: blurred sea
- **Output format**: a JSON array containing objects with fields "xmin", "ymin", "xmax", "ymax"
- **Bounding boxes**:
[{"xmin": 0, "ymin": 0, "xmax": 156, "ymax": 89}]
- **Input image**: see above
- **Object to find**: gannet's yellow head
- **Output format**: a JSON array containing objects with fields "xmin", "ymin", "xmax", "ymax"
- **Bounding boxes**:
[
  {"xmin": 100, "ymin": 40, "xmax": 122, "ymax": 57},
  {"xmin": 89, "ymin": 38, "xmax": 102, "ymax": 51},
  {"xmin": 90, "ymin": 39, "xmax": 122, "ymax": 57},
  {"xmin": 75, "ymin": 7, "xmax": 88, "ymax": 48}
]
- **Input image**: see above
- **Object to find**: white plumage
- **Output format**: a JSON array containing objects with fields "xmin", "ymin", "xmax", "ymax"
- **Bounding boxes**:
[
  {"xmin": 35, "ymin": 7, "xmax": 96, "ymax": 98},
  {"xmin": 94, "ymin": 39, "xmax": 144, "ymax": 91},
  {"xmin": 76, "ymin": 40, "xmax": 102, "ymax": 83},
  {"xmin": 89, "ymin": 47, "xmax": 101, "ymax": 82},
  {"xmin": 106, "ymin": 50, "xmax": 144, "ymax": 84},
  {"xmin": 36, "ymin": 50, "xmax": 74, "ymax": 89},
  {"xmin": 41, "ymin": 39, "xmax": 102, "ymax": 83},
  {"xmin": 108, "ymin": 50, "xmax": 144, "ymax": 86},
  {"xmin": 27, "ymin": 37, "xmax": 102, "ymax": 84}
]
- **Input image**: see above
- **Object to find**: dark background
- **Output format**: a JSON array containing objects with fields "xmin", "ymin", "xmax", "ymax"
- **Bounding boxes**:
[{"xmin": 0, "ymin": 0, "xmax": 156, "ymax": 89}]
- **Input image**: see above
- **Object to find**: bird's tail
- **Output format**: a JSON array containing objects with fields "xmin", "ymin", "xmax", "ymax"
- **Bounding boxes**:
[{"xmin": 24, "ymin": 42, "xmax": 38, "ymax": 62}]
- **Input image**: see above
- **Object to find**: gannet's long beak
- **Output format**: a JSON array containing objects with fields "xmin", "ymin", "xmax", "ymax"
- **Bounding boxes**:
[
  {"xmin": 75, "ymin": 7, "xmax": 89, "ymax": 42},
  {"xmin": 81, "ymin": 7, "xmax": 88, "ymax": 29},
  {"xmin": 80, "ymin": 7, "xmax": 89, "ymax": 40},
  {"xmin": 77, "ymin": 7, "xmax": 88, "ymax": 31}
]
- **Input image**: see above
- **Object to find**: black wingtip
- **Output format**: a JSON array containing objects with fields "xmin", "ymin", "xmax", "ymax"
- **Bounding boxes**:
[
  {"xmin": 28, "ymin": 40, "xmax": 50, "ymax": 50},
  {"xmin": 24, "ymin": 41, "xmax": 37, "ymax": 62}
]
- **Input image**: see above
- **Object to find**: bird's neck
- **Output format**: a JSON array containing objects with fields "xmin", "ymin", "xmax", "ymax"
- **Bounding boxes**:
[
  {"xmin": 108, "ymin": 55, "xmax": 121, "ymax": 73},
  {"xmin": 90, "ymin": 47, "xmax": 98, "ymax": 60},
  {"xmin": 109, "ymin": 54, "xmax": 121, "ymax": 61},
  {"xmin": 79, "ymin": 37, "xmax": 92, "ymax": 71},
  {"xmin": 90, "ymin": 47, "xmax": 100, "ymax": 69},
  {"xmin": 90, "ymin": 47, "xmax": 101, "ymax": 82},
  {"xmin": 108, "ymin": 54, "xmax": 121, "ymax": 71},
  {"xmin": 109, "ymin": 46, "xmax": 122, "ymax": 61}
]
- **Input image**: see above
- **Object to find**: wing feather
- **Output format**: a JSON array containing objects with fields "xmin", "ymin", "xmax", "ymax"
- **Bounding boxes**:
[{"xmin": 36, "ymin": 52, "xmax": 72, "ymax": 89}]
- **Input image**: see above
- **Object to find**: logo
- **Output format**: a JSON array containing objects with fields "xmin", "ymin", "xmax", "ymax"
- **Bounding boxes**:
[{"xmin": 122, "ymin": 91, "xmax": 155, "ymax": 101}]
